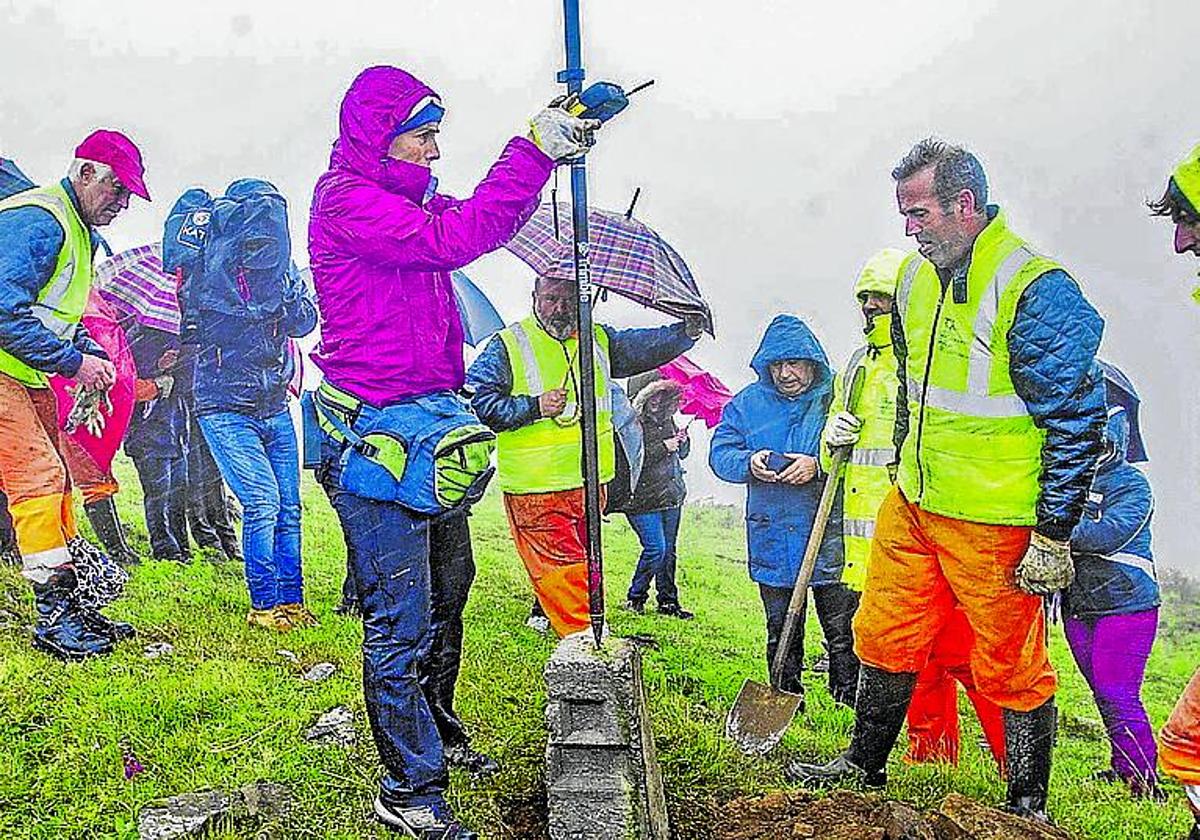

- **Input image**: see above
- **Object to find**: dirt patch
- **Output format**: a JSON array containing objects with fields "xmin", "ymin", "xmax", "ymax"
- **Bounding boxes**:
[
  {"xmin": 497, "ymin": 789, "xmax": 550, "ymax": 840},
  {"xmin": 716, "ymin": 790, "xmax": 1074, "ymax": 840}
]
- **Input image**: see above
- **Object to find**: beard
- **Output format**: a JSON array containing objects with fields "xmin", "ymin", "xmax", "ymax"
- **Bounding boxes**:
[{"xmin": 542, "ymin": 315, "xmax": 576, "ymax": 340}]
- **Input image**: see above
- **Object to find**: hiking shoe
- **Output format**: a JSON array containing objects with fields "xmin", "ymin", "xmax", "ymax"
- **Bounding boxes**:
[
  {"xmin": 525, "ymin": 614, "xmax": 551, "ymax": 635},
  {"xmin": 786, "ymin": 753, "xmax": 887, "ymax": 789},
  {"xmin": 623, "ymin": 599, "xmax": 646, "ymax": 614},
  {"xmin": 811, "ymin": 653, "xmax": 830, "ymax": 673},
  {"xmin": 372, "ymin": 796, "xmax": 478, "ymax": 839},
  {"xmin": 247, "ymin": 607, "xmax": 293, "ymax": 632},
  {"xmin": 445, "ymin": 742, "xmax": 501, "ymax": 777},
  {"xmin": 657, "ymin": 603, "xmax": 694, "ymax": 620},
  {"xmin": 31, "ymin": 568, "xmax": 115, "ymax": 661},
  {"xmin": 80, "ymin": 607, "xmax": 136, "ymax": 642},
  {"xmin": 278, "ymin": 602, "xmax": 320, "ymax": 628}
]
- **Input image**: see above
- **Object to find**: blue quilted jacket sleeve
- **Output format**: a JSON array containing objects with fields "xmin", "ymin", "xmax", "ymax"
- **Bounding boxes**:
[
  {"xmin": 1008, "ymin": 270, "xmax": 1106, "ymax": 540},
  {"xmin": 466, "ymin": 334, "xmax": 541, "ymax": 432},
  {"xmin": 605, "ymin": 322, "xmax": 695, "ymax": 379},
  {"xmin": 0, "ymin": 206, "xmax": 86, "ymax": 376}
]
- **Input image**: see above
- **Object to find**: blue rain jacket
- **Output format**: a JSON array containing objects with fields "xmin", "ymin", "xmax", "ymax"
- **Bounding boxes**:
[
  {"xmin": 1064, "ymin": 407, "xmax": 1160, "ymax": 619},
  {"xmin": 709, "ymin": 315, "xmax": 843, "ymax": 588}
]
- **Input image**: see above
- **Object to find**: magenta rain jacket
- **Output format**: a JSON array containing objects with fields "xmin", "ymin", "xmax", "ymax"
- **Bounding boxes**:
[{"xmin": 308, "ymin": 65, "xmax": 554, "ymax": 406}]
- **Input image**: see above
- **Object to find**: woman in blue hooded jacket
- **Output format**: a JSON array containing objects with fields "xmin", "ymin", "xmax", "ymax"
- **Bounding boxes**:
[
  {"xmin": 1063, "ymin": 390, "xmax": 1161, "ymax": 798},
  {"xmin": 709, "ymin": 314, "xmax": 844, "ymax": 703}
]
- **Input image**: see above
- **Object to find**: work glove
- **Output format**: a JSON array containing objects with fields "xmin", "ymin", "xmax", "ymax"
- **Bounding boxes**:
[
  {"xmin": 65, "ymin": 384, "xmax": 113, "ymax": 438},
  {"xmin": 529, "ymin": 105, "xmax": 601, "ymax": 163},
  {"xmin": 154, "ymin": 375, "xmax": 175, "ymax": 401},
  {"xmin": 1014, "ymin": 532, "xmax": 1074, "ymax": 595},
  {"xmin": 824, "ymin": 411, "xmax": 862, "ymax": 448}
]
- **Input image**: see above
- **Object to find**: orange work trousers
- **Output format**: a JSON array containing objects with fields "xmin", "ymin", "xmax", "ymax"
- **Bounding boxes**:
[
  {"xmin": 854, "ymin": 487, "xmax": 1057, "ymax": 712},
  {"xmin": 60, "ymin": 434, "xmax": 119, "ymax": 505},
  {"xmin": 0, "ymin": 373, "xmax": 77, "ymax": 582},
  {"xmin": 504, "ymin": 486, "xmax": 606, "ymax": 638},
  {"xmin": 1160, "ymin": 667, "xmax": 1200, "ymax": 804},
  {"xmin": 905, "ymin": 606, "xmax": 1007, "ymax": 774}
]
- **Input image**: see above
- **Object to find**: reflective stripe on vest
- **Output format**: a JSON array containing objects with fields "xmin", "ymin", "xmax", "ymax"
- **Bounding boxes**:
[
  {"xmin": 495, "ymin": 316, "xmax": 615, "ymax": 494},
  {"xmin": 896, "ymin": 211, "xmax": 1057, "ymax": 525},
  {"xmin": 0, "ymin": 183, "xmax": 93, "ymax": 387},
  {"xmin": 844, "ymin": 517, "xmax": 876, "ymax": 539}
]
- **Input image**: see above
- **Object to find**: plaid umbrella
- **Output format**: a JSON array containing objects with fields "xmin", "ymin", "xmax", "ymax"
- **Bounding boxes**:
[
  {"xmin": 95, "ymin": 244, "xmax": 181, "ymax": 335},
  {"xmin": 505, "ymin": 203, "xmax": 713, "ymax": 333},
  {"xmin": 657, "ymin": 354, "xmax": 732, "ymax": 428}
]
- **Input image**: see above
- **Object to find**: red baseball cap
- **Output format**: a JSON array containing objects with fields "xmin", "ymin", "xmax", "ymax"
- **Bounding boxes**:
[{"xmin": 74, "ymin": 129, "xmax": 150, "ymax": 200}]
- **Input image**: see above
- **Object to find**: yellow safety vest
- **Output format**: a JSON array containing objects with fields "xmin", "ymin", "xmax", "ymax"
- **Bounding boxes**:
[
  {"xmin": 495, "ymin": 316, "xmax": 614, "ymax": 494},
  {"xmin": 0, "ymin": 182, "xmax": 94, "ymax": 388},
  {"xmin": 896, "ymin": 210, "xmax": 1060, "ymax": 525},
  {"xmin": 821, "ymin": 314, "xmax": 898, "ymax": 591}
]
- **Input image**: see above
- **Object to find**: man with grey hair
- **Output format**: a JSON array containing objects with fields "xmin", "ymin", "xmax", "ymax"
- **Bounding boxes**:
[
  {"xmin": 0, "ymin": 129, "xmax": 149, "ymax": 660},
  {"xmin": 790, "ymin": 139, "xmax": 1105, "ymax": 823}
]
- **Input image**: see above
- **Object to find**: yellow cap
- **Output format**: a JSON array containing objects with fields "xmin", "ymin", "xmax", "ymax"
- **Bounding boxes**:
[
  {"xmin": 1173, "ymin": 142, "xmax": 1200, "ymax": 212},
  {"xmin": 853, "ymin": 248, "xmax": 909, "ymax": 300}
]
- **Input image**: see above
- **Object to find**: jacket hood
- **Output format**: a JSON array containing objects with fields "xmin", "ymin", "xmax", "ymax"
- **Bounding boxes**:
[
  {"xmin": 749, "ymin": 314, "xmax": 831, "ymax": 391},
  {"xmin": 1097, "ymin": 405, "xmax": 1130, "ymax": 472},
  {"xmin": 329, "ymin": 65, "xmax": 439, "ymax": 200},
  {"xmin": 854, "ymin": 248, "xmax": 907, "ymax": 299},
  {"xmin": 632, "ymin": 378, "xmax": 682, "ymax": 418}
]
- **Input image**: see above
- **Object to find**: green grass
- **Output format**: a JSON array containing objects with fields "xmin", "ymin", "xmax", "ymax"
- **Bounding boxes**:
[{"xmin": 0, "ymin": 457, "xmax": 1195, "ymax": 839}]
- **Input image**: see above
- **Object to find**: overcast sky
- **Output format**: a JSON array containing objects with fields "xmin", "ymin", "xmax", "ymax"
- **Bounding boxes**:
[{"xmin": 3, "ymin": 0, "xmax": 1197, "ymax": 570}]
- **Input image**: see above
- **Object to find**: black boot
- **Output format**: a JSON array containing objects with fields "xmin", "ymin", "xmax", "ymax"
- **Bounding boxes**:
[
  {"xmin": 31, "ymin": 568, "xmax": 115, "ymax": 661},
  {"xmin": 812, "ymin": 584, "xmax": 861, "ymax": 708},
  {"xmin": 786, "ymin": 665, "xmax": 916, "ymax": 789},
  {"xmin": 84, "ymin": 498, "xmax": 139, "ymax": 566},
  {"xmin": 79, "ymin": 605, "xmax": 137, "ymax": 642},
  {"xmin": 1002, "ymin": 698, "xmax": 1056, "ymax": 821}
]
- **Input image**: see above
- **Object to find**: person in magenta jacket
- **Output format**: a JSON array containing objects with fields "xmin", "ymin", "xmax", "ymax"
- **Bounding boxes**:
[{"xmin": 308, "ymin": 65, "xmax": 596, "ymax": 838}]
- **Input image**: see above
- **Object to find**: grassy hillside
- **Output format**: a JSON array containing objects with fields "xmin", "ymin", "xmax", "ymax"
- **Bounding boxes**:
[{"xmin": 0, "ymin": 458, "xmax": 1195, "ymax": 839}]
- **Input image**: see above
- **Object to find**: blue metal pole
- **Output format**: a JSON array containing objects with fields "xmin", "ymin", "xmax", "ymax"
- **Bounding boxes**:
[{"xmin": 559, "ymin": 0, "xmax": 605, "ymax": 648}]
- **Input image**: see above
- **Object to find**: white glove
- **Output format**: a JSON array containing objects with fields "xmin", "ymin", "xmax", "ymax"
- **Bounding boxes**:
[
  {"xmin": 154, "ymin": 375, "xmax": 175, "ymax": 401},
  {"xmin": 529, "ymin": 107, "xmax": 601, "ymax": 162},
  {"xmin": 824, "ymin": 411, "xmax": 862, "ymax": 448}
]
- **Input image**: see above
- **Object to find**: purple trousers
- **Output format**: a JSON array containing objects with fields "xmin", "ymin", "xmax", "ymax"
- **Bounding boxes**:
[{"xmin": 1064, "ymin": 608, "xmax": 1159, "ymax": 790}]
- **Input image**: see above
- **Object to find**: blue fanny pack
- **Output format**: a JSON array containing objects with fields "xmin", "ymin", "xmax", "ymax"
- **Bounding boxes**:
[{"xmin": 307, "ymin": 382, "xmax": 496, "ymax": 516}]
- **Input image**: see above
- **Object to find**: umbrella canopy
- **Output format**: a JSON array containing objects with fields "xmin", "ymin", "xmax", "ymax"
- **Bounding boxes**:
[
  {"xmin": 451, "ymin": 270, "xmax": 505, "ymax": 346},
  {"xmin": 1096, "ymin": 358, "xmax": 1147, "ymax": 463},
  {"xmin": 95, "ymin": 244, "xmax": 182, "ymax": 335},
  {"xmin": 505, "ymin": 203, "xmax": 713, "ymax": 333},
  {"xmin": 657, "ymin": 354, "xmax": 732, "ymax": 428}
]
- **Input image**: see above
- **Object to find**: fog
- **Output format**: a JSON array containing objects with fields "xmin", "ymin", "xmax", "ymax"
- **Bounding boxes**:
[{"xmin": 3, "ymin": 0, "xmax": 1196, "ymax": 570}]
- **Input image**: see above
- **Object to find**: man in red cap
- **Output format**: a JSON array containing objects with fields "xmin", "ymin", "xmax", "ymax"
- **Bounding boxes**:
[{"xmin": 0, "ymin": 128, "xmax": 149, "ymax": 660}]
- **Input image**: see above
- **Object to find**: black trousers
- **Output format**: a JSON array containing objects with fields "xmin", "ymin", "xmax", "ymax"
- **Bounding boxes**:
[{"xmin": 759, "ymin": 581, "xmax": 861, "ymax": 704}]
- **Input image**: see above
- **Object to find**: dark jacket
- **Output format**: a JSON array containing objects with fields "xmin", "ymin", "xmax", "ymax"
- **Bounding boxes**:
[
  {"xmin": 123, "ymin": 320, "xmax": 187, "ymax": 460},
  {"xmin": 621, "ymin": 379, "xmax": 690, "ymax": 513},
  {"xmin": 466, "ymin": 322, "xmax": 695, "ymax": 431},
  {"xmin": 0, "ymin": 178, "xmax": 107, "ymax": 378},
  {"xmin": 892, "ymin": 207, "xmax": 1106, "ymax": 540},
  {"xmin": 709, "ymin": 315, "xmax": 843, "ymax": 589},
  {"xmin": 1064, "ymin": 408, "xmax": 1160, "ymax": 619},
  {"xmin": 187, "ymin": 264, "xmax": 316, "ymax": 418}
]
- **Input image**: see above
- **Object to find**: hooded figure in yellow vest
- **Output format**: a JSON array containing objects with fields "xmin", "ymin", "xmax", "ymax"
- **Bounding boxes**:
[
  {"xmin": 0, "ymin": 129, "xmax": 150, "ymax": 661},
  {"xmin": 814, "ymin": 247, "xmax": 908, "ymax": 707},
  {"xmin": 791, "ymin": 139, "xmax": 1106, "ymax": 824},
  {"xmin": 468, "ymin": 275, "xmax": 703, "ymax": 637},
  {"xmin": 1150, "ymin": 142, "xmax": 1200, "ymax": 840}
]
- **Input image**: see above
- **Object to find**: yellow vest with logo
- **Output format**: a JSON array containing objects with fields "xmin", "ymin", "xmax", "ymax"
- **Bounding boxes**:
[
  {"xmin": 821, "ymin": 316, "xmax": 898, "ymax": 591},
  {"xmin": 496, "ymin": 316, "xmax": 615, "ymax": 494},
  {"xmin": 896, "ymin": 211, "xmax": 1060, "ymax": 525},
  {"xmin": 0, "ymin": 182, "xmax": 94, "ymax": 388}
]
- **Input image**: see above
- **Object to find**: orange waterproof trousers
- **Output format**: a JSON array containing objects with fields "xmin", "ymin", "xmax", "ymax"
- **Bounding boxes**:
[
  {"xmin": 905, "ymin": 606, "xmax": 1007, "ymax": 774},
  {"xmin": 854, "ymin": 487, "xmax": 1057, "ymax": 712},
  {"xmin": 503, "ymin": 486, "xmax": 606, "ymax": 638},
  {"xmin": 1160, "ymin": 667, "xmax": 1200, "ymax": 812},
  {"xmin": 0, "ymin": 373, "xmax": 77, "ymax": 583}
]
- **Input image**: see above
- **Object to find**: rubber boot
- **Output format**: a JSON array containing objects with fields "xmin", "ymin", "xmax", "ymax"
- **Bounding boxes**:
[
  {"xmin": 31, "ymin": 568, "xmax": 115, "ymax": 661},
  {"xmin": 787, "ymin": 665, "xmax": 916, "ymax": 788},
  {"xmin": 812, "ymin": 583, "xmax": 861, "ymax": 708},
  {"xmin": 1002, "ymin": 698, "xmax": 1056, "ymax": 821},
  {"xmin": 84, "ymin": 498, "xmax": 139, "ymax": 566}
]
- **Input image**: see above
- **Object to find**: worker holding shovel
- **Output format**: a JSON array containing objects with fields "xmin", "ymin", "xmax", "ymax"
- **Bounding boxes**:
[{"xmin": 789, "ymin": 139, "xmax": 1106, "ymax": 824}]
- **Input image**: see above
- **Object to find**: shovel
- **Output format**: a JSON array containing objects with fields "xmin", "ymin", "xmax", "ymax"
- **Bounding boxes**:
[{"xmin": 725, "ymin": 367, "xmax": 866, "ymax": 755}]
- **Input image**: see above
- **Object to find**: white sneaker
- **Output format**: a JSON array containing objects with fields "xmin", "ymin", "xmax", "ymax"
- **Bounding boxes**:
[
  {"xmin": 372, "ymin": 795, "xmax": 477, "ymax": 839},
  {"xmin": 525, "ymin": 614, "xmax": 551, "ymax": 635}
]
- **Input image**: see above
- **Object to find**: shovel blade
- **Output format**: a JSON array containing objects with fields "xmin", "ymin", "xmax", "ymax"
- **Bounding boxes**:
[{"xmin": 725, "ymin": 678, "xmax": 803, "ymax": 756}]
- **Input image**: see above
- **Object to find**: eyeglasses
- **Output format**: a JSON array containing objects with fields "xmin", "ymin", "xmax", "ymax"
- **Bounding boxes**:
[{"xmin": 102, "ymin": 173, "xmax": 131, "ymax": 200}]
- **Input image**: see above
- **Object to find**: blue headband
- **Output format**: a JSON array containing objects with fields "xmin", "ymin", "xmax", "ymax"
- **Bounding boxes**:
[{"xmin": 393, "ymin": 99, "xmax": 445, "ymax": 138}]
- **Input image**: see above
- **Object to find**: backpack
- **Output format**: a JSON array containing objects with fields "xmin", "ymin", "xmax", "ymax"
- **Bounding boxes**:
[{"xmin": 162, "ymin": 179, "xmax": 293, "ymax": 332}]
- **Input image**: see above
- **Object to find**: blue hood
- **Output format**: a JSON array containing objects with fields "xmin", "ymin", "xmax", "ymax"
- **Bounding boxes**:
[{"xmin": 749, "ymin": 314, "xmax": 832, "ymax": 392}]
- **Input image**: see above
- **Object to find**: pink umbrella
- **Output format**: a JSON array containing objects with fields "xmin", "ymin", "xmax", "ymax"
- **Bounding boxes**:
[{"xmin": 658, "ymin": 354, "xmax": 732, "ymax": 428}]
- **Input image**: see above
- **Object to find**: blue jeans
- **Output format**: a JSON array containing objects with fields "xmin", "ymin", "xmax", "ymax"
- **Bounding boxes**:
[
  {"xmin": 625, "ymin": 507, "xmax": 682, "ymax": 607},
  {"xmin": 318, "ymin": 433, "xmax": 447, "ymax": 805},
  {"xmin": 130, "ymin": 452, "xmax": 190, "ymax": 560},
  {"xmin": 198, "ymin": 410, "xmax": 303, "ymax": 610}
]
